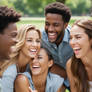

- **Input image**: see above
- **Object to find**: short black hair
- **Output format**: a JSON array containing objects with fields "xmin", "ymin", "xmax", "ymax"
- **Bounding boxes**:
[
  {"xmin": 45, "ymin": 2, "xmax": 71, "ymax": 23},
  {"xmin": 0, "ymin": 6, "xmax": 21, "ymax": 33}
]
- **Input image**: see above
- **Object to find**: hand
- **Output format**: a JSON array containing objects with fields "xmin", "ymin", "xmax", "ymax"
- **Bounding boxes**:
[{"xmin": 29, "ymin": 87, "xmax": 38, "ymax": 92}]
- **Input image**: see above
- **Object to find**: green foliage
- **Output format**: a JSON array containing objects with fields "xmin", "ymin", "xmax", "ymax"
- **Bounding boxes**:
[
  {"xmin": 0, "ymin": 0, "xmax": 91, "ymax": 16},
  {"xmin": 66, "ymin": 0, "xmax": 91, "ymax": 15},
  {"xmin": 56, "ymin": 0, "xmax": 66, "ymax": 3}
]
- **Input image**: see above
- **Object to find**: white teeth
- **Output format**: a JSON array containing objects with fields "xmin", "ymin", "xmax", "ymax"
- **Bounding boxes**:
[
  {"xmin": 30, "ymin": 49, "xmax": 37, "ymax": 52},
  {"xmin": 48, "ymin": 33, "xmax": 56, "ymax": 36},
  {"xmin": 33, "ymin": 65, "xmax": 39, "ymax": 68},
  {"xmin": 74, "ymin": 48, "xmax": 80, "ymax": 51}
]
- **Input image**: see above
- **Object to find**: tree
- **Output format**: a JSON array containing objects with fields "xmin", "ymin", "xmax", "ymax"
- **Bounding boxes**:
[
  {"xmin": 56, "ymin": 0, "xmax": 66, "ymax": 3},
  {"xmin": 90, "ymin": 0, "xmax": 92, "ymax": 16}
]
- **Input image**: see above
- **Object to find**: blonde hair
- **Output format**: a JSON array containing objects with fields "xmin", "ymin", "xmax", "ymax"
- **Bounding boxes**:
[{"xmin": 0, "ymin": 24, "xmax": 41, "ymax": 76}]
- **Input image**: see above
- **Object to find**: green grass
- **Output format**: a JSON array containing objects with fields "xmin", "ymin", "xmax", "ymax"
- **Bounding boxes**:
[
  {"xmin": 17, "ymin": 17, "xmax": 45, "ymax": 29},
  {"xmin": 17, "ymin": 16, "xmax": 92, "ymax": 29}
]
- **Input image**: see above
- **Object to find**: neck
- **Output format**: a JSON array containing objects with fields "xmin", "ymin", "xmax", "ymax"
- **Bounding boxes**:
[
  {"xmin": 32, "ymin": 71, "xmax": 48, "ymax": 92},
  {"xmin": 55, "ymin": 31, "xmax": 64, "ymax": 46},
  {"xmin": 81, "ymin": 52, "xmax": 92, "ymax": 67},
  {"xmin": 17, "ymin": 52, "xmax": 30, "ymax": 72},
  {"xmin": 81, "ymin": 52, "xmax": 92, "ymax": 80}
]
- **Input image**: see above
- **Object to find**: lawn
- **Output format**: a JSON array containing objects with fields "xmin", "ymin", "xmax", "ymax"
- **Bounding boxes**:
[{"xmin": 17, "ymin": 16, "xmax": 92, "ymax": 30}]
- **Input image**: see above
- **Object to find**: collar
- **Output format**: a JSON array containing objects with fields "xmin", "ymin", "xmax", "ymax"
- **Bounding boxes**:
[{"xmin": 63, "ymin": 25, "xmax": 71, "ymax": 42}]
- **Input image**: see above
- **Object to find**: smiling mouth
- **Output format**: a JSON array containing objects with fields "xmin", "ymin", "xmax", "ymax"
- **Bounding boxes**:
[
  {"xmin": 73, "ymin": 48, "xmax": 81, "ymax": 54},
  {"xmin": 32, "ymin": 65, "xmax": 40, "ymax": 68},
  {"xmin": 48, "ymin": 32, "xmax": 57, "ymax": 39},
  {"xmin": 30, "ymin": 49, "xmax": 37, "ymax": 54}
]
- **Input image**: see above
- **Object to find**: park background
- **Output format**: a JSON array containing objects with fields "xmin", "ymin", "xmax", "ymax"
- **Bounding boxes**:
[
  {"xmin": 0, "ymin": 0, "xmax": 92, "ymax": 92},
  {"xmin": 0, "ymin": 0, "xmax": 92, "ymax": 29}
]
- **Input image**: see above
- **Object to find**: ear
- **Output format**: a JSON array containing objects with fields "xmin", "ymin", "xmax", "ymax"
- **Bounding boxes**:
[
  {"xmin": 64, "ymin": 23, "xmax": 68, "ymax": 29},
  {"xmin": 48, "ymin": 60, "xmax": 53, "ymax": 68}
]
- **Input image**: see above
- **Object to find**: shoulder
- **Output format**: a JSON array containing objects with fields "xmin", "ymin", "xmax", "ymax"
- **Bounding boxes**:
[
  {"xmin": 15, "ymin": 73, "xmax": 29, "ymax": 85},
  {"xmin": 66, "ymin": 58, "xmax": 74, "ymax": 83},
  {"xmin": 2, "ymin": 64, "xmax": 17, "ymax": 76},
  {"xmin": 48, "ymin": 72, "xmax": 64, "ymax": 85},
  {"xmin": 66, "ymin": 58, "xmax": 72, "ymax": 69},
  {"xmin": 47, "ymin": 72, "xmax": 64, "ymax": 92},
  {"xmin": 14, "ymin": 73, "xmax": 30, "ymax": 92},
  {"xmin": 66, "ymin": 58, "xmax": 72, "ymax": 75}
]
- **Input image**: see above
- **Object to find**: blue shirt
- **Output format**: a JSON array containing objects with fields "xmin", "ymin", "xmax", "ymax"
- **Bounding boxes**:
[
  {"xmin": 41, "ymin": 26, "xmax": 73, "ymax": 87},
  {"xmin": 41, "ymin": 26, "xmax": 73, "ymax": 69},
  {"xmin": 1, "ymin": 64, "xmax": 17, "ymax": 92},
  {"xmin": 23, "ymin": 72, "xmax": 64, "ymax": 92}
]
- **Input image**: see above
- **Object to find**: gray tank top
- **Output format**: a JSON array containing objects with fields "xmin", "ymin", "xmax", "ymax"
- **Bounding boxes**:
[{"xmin": 23, "ymin": 72, "xmax": 64, "ymax": 92}]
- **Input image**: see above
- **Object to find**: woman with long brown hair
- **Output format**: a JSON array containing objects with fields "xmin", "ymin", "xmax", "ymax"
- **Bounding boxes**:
[{"xmin": 66, "ymin": 19, "xmax": 92, "ymax": 92}]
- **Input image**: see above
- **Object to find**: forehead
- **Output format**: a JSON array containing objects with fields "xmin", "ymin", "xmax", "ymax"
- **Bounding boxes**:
[
  {"xmin": 45, "ymin": 13, "xmax": 63, "ymax": 22},
  {"xmin": 4, "ymin": 23, "xmax": 17, "ymax": 34},
  {"xmin": 26, "ymin": 29, "xmax": 40, "ymax": 38},
  {"xmin": 38, "ymin": 48, "xmax": 47, "ymax": 56},
  {"xmin": 70, "ymin": 25, "xmax": 85, "ymax": 35}
]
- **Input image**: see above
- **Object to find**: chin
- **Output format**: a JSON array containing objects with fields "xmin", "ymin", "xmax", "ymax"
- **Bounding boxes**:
[
  {"xmin": 75, "ymin": 55, "xmax": 81, "ymax": 59},
  {"xmin": 49, "ymin": 39, "xmax": 56, "ymax": 43},
  {"xmin": 30, "ymin": 55, "xmax": 36, "ymax": 58},
  {"xmin": 32, "ymin": 72, "xmax": 40, "ymax": 76}
]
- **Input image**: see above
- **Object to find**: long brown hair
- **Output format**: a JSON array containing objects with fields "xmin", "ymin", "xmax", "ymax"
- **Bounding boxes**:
[{"xmin": 71, "ymin": 19, "xmax": 92, "ymax": 92}]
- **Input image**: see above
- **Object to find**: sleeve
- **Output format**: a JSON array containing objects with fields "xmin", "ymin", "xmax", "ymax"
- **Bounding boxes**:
[
  {"xmin": 47, "ymin": 73, "xmax": 64, "ymax": 92},
  {"xmin": 1, "ymin": 65, "xmax": 17, "ymax": 92},
  {"xmin": 53, "ymin": 75, "xmax": 64, "ymax": 92}
]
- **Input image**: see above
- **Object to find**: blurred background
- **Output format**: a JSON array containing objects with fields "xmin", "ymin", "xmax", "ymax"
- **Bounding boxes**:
[{"xmin": 0, "ymin": 0, "xmax": 92, "ymax": 29}]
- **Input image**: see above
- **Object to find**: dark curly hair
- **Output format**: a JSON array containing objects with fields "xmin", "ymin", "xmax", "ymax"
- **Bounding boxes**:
[
  {"xmin": 45, "ymin": 2, "xmax": 71, "ymax": 23},
  {"xmin": 0, "ymin": 6, "xmax": 21, "ymax": 33}
]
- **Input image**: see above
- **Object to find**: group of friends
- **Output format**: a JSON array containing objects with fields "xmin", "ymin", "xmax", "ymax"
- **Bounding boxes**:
[{"xmin": 0, "ymin": 2, "xmax": 92, "ymax": 92}]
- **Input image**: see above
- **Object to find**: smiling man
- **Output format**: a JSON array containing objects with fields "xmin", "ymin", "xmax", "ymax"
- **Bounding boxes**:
[
  {"xmin": 41, "ymin": 2, "xmax": 73, "ymax": 90},
  {"xmin": 0, "ymin": 6, "xmax": 21, "ymax": 92}
]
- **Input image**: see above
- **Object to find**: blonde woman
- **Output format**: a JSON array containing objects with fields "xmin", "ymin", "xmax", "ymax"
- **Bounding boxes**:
[{"xmin": 1, "ymin": 24, "xmax": 41, "ymax": 92}]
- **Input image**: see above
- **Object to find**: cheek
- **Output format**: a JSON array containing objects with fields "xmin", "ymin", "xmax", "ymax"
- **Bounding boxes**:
[
  {"xmin": 38, "ymin": 43, "xmax": 41, "ymax": 49},
  {"xmin": 69, "ymin": 40, "xmax": 72, "ymax": 47}
]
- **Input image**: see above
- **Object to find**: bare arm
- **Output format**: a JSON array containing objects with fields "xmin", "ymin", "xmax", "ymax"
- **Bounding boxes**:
[
  {"xmin": 66, "ymin": 58, "xmax": 77, "ymax": 92},
  {"xmin": 50, "ymin": 64, "xmax": 67, "ymax": 79},
  {"xmin": 14, "ymin": 74, "xmax": 37, "ymax": 92},
  {"xmin": 14, "ymin": 74, "xmax": 30, "ymax": 92}
]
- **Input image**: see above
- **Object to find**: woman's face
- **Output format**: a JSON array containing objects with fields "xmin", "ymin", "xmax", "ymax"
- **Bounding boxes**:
[
  {"xmin": 21, "ymin": 29, "xmax": 41, "ymax": 59},
  {"xmin": 30, "ymin": 48, "xmax": 53, "ymax": 75},
  {"xmin": 70, "ymin": 25, "xmax": 92, "ymax": 59}
]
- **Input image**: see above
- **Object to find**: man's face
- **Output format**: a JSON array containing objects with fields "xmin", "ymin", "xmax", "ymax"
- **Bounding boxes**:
[
  {"xmin": 45, "ymin": 13, "xmax": 67, "ymax": 44},
  {"xmin": 0, "ymin": 23, "xmax": 18, "ymax": 61}
]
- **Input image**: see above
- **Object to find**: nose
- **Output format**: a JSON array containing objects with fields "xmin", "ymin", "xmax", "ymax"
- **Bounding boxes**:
[
  {"xmin": 48, "ymin": 25, "xmax": 54, "ymax": 32},
  {"xmin": 70, "ymin": 38, "xmax": 76, "ymax": 47},
  {"xmin": 33, "ymin": 58, "xmax": 38, "ymax": 63},
  {"xmin": 32, "ymin": 41, "xmax": 37, "ymax": 47}
]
